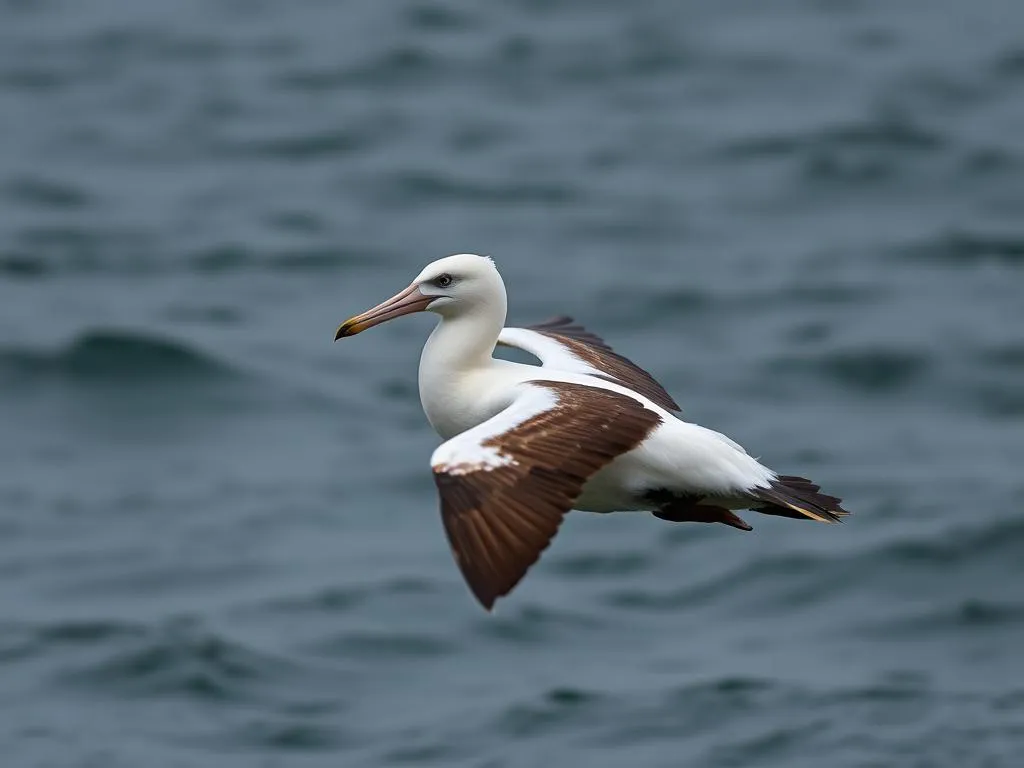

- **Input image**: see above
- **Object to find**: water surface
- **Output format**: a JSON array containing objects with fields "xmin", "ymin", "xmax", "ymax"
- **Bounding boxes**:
[{"xmin": 2, "ymin": 1, "xmax": 1024, "ymax": 766}]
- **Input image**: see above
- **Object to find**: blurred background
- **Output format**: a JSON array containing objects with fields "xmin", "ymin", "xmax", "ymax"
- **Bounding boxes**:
[{"xmin": 1, "ymin": 0, "xmax": 1023, "ymax": 766}]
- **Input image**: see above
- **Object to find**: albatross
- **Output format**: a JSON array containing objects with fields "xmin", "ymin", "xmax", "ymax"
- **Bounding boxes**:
[{"xmin": 335, "ymin": 254, "xmax": 848, "ymax": 610}]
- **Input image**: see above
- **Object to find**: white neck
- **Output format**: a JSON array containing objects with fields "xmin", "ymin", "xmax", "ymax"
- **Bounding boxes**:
[
  {"xmin": 417, "ymin": 295, "xmax": 508, "ymax": 438},
  {"xmin": 420, "ymin": 300, "xmax": 506, "ymax": 380}
]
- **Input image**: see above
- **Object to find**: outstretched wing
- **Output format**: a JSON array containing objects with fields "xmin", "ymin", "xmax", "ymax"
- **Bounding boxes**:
[
  {"xmin": 497, "ymin": 316, "xmax": 680, "ymax": 412},
  {"xmin": 431, "ymin": 380, "xmax": 663, "ymax": 610}
]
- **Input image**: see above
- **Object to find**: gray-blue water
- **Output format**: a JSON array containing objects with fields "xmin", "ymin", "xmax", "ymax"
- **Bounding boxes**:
[{"xmin": 2, "ymin": 1, "xmax": 1024, "ymax": 765}]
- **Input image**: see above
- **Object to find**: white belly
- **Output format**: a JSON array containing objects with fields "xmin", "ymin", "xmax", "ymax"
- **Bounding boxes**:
[
  {"xmin": 574, "ymin": 419, "xmax": 777, "ymax": 513},
  {"xmin": 573, "ymin": 451, "xmax": 649, "ymax": 512}
]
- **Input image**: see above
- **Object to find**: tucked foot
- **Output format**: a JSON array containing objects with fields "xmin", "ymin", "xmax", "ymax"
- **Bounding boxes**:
[{"xmin": 652, "ymin": 503, "xmax": 753, "ymax": 531}]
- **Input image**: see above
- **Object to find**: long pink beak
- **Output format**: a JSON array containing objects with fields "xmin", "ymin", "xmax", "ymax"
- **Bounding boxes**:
[{"xmin": 334, "ymin": 283, "xmax": 433, "ymax": 339}]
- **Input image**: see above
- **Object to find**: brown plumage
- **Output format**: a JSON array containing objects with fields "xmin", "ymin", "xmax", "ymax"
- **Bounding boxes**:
[
  {"xmin": 515, "ymin": 316, "xmax": 682, "ymax": 412},
  {"xmin": 433, "ymin": 381, "xmax": 663, "ymax": 609}
]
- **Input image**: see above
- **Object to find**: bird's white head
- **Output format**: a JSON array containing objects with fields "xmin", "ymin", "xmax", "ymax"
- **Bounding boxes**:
[{"xmin": 335, "ymin": 253, "xmax": 506, "ymax": 339}]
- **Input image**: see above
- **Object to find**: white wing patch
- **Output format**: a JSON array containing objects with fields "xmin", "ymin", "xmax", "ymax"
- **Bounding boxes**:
[
  {"xmin": 434, "ymin": 444, "xmax": 519, "ymax": 475},
  {"xmin": 431, "ymin": 385, "xmax": 559, "ymax": 472},
  {"xmin": 497, "ymin": 328, "xmax": 603, "ymax": 378},
  {"xmin": 497, "ymin": 322, "xmax": 681, "ymax": 412}
]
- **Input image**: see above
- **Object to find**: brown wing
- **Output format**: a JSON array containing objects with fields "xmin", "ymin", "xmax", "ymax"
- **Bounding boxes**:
[
  {"xmin": 501, "ymin": 317, "xmax": 681, "ymax": 412},
  {"xmin": 525, "ymin": 316, "xmax": 618, "ymax": 352},
  {"xmin": 431, "ymin": 381, "xmax": 663, "ymax": 610}
]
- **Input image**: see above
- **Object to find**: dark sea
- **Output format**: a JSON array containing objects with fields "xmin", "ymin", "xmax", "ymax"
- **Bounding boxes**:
[{"xmin": 2, "ymin": 1, "xmax": 1024, "ymax": 765}]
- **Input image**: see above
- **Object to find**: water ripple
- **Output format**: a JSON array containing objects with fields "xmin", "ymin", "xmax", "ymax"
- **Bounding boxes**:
[
  {"xmin": 371, "ymin": 170, "xmax": 579, "ymax": 208},
  {"xmin": 722, "ymin": 112, "xmax": 945, "ymax": 161},
  {"xmin": 65, "ymin": 629, "xmax": 276, "ymax": 701},
  {"xmin": 474, "ymin": 604, "xmax": 606, "ymax": 645},
  {"xmin": 496, "ymin": 686, "xmax": 603, "ymax": 738},
  {"xmin": 0, "ymin": 619, "xmax": 144, "ymax": 664},
  {"xmin": 900, "ymin": 229, "xmax": 1024, "ymax": 266},
  {"xmin": 859, "ymin": 598, "xmax": 1024, "ymax": 638},
  {"xmin": 765, "ymin": 347, "xmax": 931, "ymax": 393},
  {"xmin": 3, "ymin": 175, "xmax": 92, "ymax": 210},
  {"xmin": 0, "ymin": 330, "xmax": 234, "ymax": 385},
  {"xmin": 609, "ymin": 518, "xmax": 1024, "ymax": 616}
]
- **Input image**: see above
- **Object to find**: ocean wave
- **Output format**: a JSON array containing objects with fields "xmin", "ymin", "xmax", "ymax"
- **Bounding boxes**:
[
  {"xmin": 899, "ymin": 229, "xmax": 1024, "ymax": 266},
  {"xmin": 722, "ymin": 112, "xmax": 944, "ymax": 162},
  {"xmin": 53, "ymin": 619, "xmax": 303, "ymax": 704},
  {"xmin": 587, "ymin": 673, "xmax": 1019, "ymax": 763},
  {"xmin": 609, "ymin": 517, "xmax": 1024, "ymax": 615},
  {"xmin": 216, "ymin": 719, "xmax": 349, "ymax": 752},
  {"xmin": 3, "ymin": 226, "xmax": 156, "ymax": 278},
  {"xmin": 482, "ymin": 677, "xmax": 929, "ymax": 764},
  {"xmin": 3, "ymin": 175, "xmax": 92, "ymax": 210},
  {"xmin": 256, "ymin": 577, "xmax": 437, "ymax": 617},
  {"xmin": 0, "ymin": 251, "xmax": 50, "ymax": 278},
  {"xmin": 594, "ymin": 677, "xmax": 928, "ymax": 763},
  {"xmin": 0, "ymin": 619, "xmax": 144, "ymax": 664},
  {"xmin": 992, "ymin": 47, "xmax": 1024, "ymax": 79},
  {"xmin": 3, "ymin": 229, "xmax": 377, "ymax": 279},
  {"xmin": 975, "ymin": 343, "xmax": 1024, "ymax": 369},
  {"xmin": 960, "ymin": 146, "xmax": 1019, "ymax": 178},
  {"xmin": 565, "ymin": 676, "xmax": 808, "ymax": 748},
  {"xmin": 3, "ymin": 617, "xmax": 315, "ymax": 706},
  {"xmin": 187, "ymin": 245, "xmax": 380, "ymax": 274},
  {"xmin": 496, "ymin": 686, "xmax": 603, "ymax": 738},
  {"xmin": 370, "ymin": 170, "xmax": 579, "ymax": 208},
  {"xmin": 274, "ymin": 45, "xmax": 444, "ymax": 92},
  {"xmin": 877, "ymin": 517, "xmax": 1024, "ymax": 568},
  {"xmin": 718, "ymin": 110, "xmax": 947, "ymax": 187},
  {"xmin": 591, "ymin": 285, "xmax": 712, "ymax": 328},
  {"xmin": 403, "ymin": 3, "xmax": 477, "ymax": 32},
  {"xmin": 0, "ymin": 27, "xmax": 229, "ymax": 96},
  {"xmin": 218, "ymin": 125, "xmax": 379, "ymax": 162},
  {"xmin": 549, "ymin": 549, "xmax": 652, "ymax": 577},
  {"xmin": 962, "ymin": 381, "xmax": 1024, "ymax": 418},
  {"xmin": 474, "ymin": 604, "xmax": 605, "ymax": 646},
  {"xmin": 764, "ymin": 347, "xmax": 931, "ymax": 393},
  {"xmin": 602, "ymin": 552, "xmax": 822, "ymax": 613},
  {"xmin": 0, "ymin": 330, "xmax": 234, "ymax": 385},
  {"xmin": 315, "ymin": 631, "xmax": 455, "ymax": 660},
  {"xmin": 859, "ymin": 598, "xmax": 1024, "ymax": 638}
]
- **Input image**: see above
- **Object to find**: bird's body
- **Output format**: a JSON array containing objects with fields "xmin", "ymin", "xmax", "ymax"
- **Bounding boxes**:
[
  {"xmin": 422, "ymin": 356, "xmax": 771, "ymax": 514},
  {"xmin": 337, "ymin": 254, "xmax": 848, "ymax": 609}
]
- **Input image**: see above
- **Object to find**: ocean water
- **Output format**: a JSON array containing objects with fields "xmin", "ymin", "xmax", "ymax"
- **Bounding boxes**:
[{"xmin": 2, "ymin": 0, "xmax": 1024, "ymax": 765}]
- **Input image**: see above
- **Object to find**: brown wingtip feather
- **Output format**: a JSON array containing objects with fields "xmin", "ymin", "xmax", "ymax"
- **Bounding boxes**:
[{"xmin": 436, "ymin": 471, "xmax": 565, "ymax": 610}]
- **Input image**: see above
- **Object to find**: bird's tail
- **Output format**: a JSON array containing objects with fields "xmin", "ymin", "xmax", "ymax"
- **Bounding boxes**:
[{"xmin": 748, "ymin": 475, "xmax": 849, "ymax": 523}]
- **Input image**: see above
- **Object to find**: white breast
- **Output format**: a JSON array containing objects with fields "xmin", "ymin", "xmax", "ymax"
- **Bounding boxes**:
[{"xmin": 419, "ymin": 363, "xmax": 519, "ymax": 440}]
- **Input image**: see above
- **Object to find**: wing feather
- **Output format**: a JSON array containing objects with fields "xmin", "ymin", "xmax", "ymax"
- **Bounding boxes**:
[
  {"xmin": 497, "ymin": 317, "xmax": 680, "ymax": 411},
  {"xmin": 431, "ymin": 380, "xmax": 662, "ymax": 609}
]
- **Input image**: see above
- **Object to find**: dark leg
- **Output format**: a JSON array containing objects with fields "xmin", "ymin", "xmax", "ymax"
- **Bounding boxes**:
[{"xmin": 652, "ymin": 501, "xmax": 753, "ymax": 531}]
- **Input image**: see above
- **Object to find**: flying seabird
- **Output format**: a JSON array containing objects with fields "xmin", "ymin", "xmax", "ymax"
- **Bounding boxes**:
[{"xmin": 335, "ymin": 254, "xmax": 848, "ymax": 610}]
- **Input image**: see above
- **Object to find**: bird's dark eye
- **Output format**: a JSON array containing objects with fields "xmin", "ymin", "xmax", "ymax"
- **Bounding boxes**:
[{"xmin": 436, "ymin": 273, "xmax": 453, "ymax": 288}]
